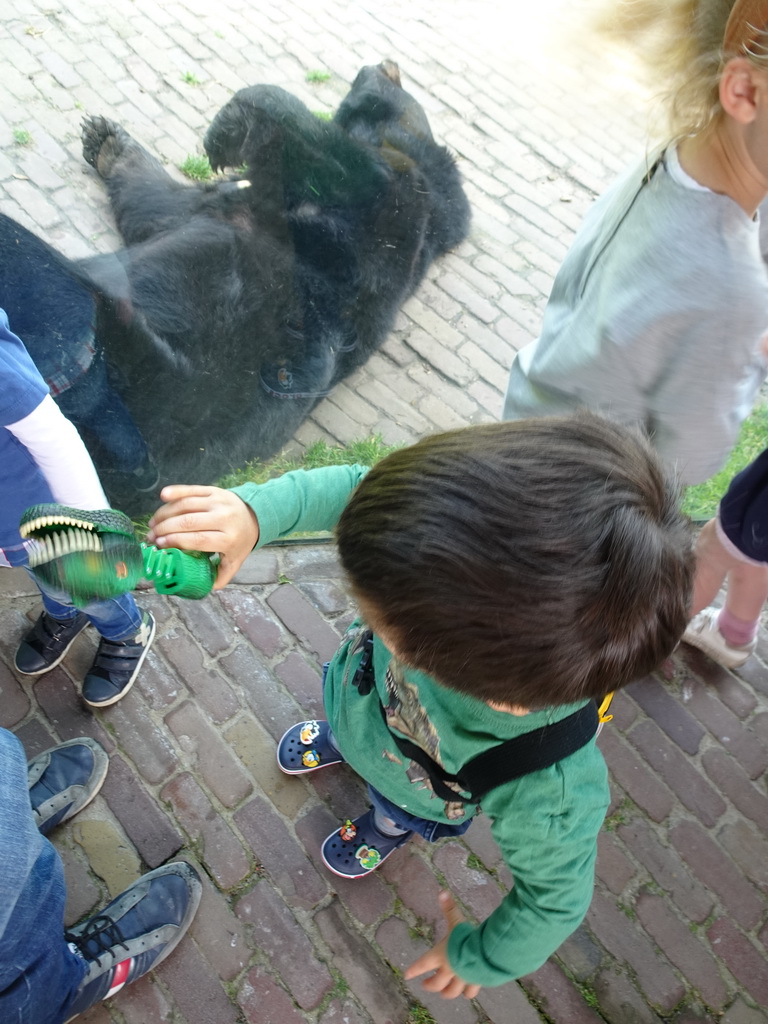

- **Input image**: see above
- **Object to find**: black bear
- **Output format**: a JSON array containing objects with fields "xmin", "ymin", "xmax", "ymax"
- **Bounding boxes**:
[{"xmin": 8, "ymin": 62, "xmax": 470, "ymax": 513}]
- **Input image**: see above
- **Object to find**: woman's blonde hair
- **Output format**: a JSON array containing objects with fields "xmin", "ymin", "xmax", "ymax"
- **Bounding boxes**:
[{"xmin": 598, "ymin": 0, "xmax": 768, "ymax": 138}]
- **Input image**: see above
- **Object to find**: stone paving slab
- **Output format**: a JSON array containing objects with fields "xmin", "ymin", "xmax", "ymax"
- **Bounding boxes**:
[
  {"xmin": 1, "ymin": 1, "xmax": 768, "ymax": 1023},
  {"xmin": 3, "ymin": 541, "xmax": 768, "ymax": 1024}
]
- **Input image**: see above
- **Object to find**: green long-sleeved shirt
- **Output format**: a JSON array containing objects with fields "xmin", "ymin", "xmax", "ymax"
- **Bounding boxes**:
[{"xmin": 233, "ymin": 465, "xmax": 610, "ymax": 987}]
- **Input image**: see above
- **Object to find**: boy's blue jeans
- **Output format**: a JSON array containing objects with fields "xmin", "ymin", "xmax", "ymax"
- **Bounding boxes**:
[
  {"xmin": 367, "ymin": 784, "xmax": 473, "ymax": 841},
  {"xmin": 28, "ymin": 570, "xmax": 143, "ymax": 642},
  {"xmin": 0, "ymin": 729, "xmax": 86, "ymax": 1024}
]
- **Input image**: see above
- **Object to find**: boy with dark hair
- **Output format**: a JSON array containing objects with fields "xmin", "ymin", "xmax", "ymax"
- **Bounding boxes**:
[{"xmin": 147, "ymin": 412, "xmax": 693, "ymax": 996}]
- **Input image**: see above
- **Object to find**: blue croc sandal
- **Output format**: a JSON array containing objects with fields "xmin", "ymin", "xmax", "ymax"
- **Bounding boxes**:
[
  {"xmin": 276, "ymin": 720, "xmax": 345, "ymax": 775},
  {"xmin": 320, "ymin": 808, "xmax": 412, "ymax": 878}
]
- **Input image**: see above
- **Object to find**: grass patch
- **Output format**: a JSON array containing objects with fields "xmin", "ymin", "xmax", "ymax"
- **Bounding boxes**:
[
  {"xmin": 407, "ymin": 1006, "xmax": 436, "ymax": 1024},
  {"xmin": 182, "ymin": 71, "xmax": 201, "ymax": 85},
  {"xmin": 408, "ymin": 922, "xmax": 431, "ymax": 942},
  {"xmin": 13, "ymin": 127, "xmax": 32, "ymax": 146},
  {"xmin": 217, "ymin": 435, "xmax": 404, "ymax": 489},
  {"xmin": 682, "ymin": 403, "xmax": 768, "ymax": 521},
  {"xmin": 313, "ymin": 110, "xmax": 333, "ymax": 121},
  {"xmin": 306, "ymin": 69, "xmax": 332, "ymax": 83},
  {"xmin": 466, "ymin": 852, "xmax": 485, "ymax": 872},
  {"xmin": 618, "ymin": 901, "xmax": 637, "ymax": 920},
  {"xmin": 604, "ymin": 796, "xmax": 632, "ymax": 832},
  {"xmin": 179, "ymin": 154, "xmax": 214, "ymax": 181},
  {"xmin": 578, "ymin": 983, "xmax": 601, "ymax": 1010}
]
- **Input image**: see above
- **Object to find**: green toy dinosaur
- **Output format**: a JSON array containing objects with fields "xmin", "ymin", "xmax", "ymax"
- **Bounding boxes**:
[{"xmin": 20, "ymin": 504, "xmax": 217, "ymax": 606}]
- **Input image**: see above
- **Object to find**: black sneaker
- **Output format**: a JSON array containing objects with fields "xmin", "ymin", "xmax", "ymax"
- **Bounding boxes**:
[
  {"xmin": 82, "ymin": 611, "xmax": 156, "ymax": 708},
  {"xmin": 14, "ymin": 611, "xmax": 89, "ymax": 676},
  {"xmin": 63, "ymin": 862, "xmax": 202, "ymax": 1021},
  {"xmin": 28, "ymin": 737, "xmax": 109, "ymax": 836}
]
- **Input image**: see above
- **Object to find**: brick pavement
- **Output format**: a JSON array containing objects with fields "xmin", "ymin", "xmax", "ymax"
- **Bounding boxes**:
[{"xmin": 1, "ymin": 1, "xmax": 767, "ymax": 1022}]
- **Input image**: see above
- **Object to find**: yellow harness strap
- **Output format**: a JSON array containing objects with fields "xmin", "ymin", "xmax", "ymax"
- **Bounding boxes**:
[{"xmin": 597, "ymin": 692, "xmax": 615, "ymax": 724}]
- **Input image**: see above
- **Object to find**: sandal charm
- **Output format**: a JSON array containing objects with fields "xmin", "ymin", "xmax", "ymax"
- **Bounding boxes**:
[
  {"xmin": 355, "ymin": 845, "xmax": 382, "ymax": 871},
  {"xmin": 339, "ymin": 819, "xmax": 357, "ymax": 841},
  {"xmin": 299, "ymin": 721, "xmax": 321, "ymax": 745}
]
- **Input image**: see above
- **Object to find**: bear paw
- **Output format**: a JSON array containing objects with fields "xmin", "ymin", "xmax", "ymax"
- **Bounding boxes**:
[{"xmin": 81, "ymin": 115, "xmax": 130, "ymax": 176}]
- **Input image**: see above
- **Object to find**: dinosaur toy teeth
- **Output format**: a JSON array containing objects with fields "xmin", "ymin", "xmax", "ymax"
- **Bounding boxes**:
[
  {"xmin": 19, "ymin": 515, "xmax": 98, "ymax": 538},
  {"xmin": 20, "ymin": 503, "xmax": 217, "ymax": 604},
  {"xmin": 25, "ymin": 529, "xmax": 105, "ymax": 568},
  {"xmin": 20, "ymin": 504, "xmax": 143, "ymax": 604}
]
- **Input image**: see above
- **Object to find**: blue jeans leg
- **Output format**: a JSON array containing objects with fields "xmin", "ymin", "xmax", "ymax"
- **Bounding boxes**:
[
  {"xmin": 55, "ymin": 350, "xmax": 150, "ymax": 475},
  {"xmin": 0, "ymin": 728, "xmax": 86, "ymax": 1024},
  {"xmin": 28, "ymin": 570, "xmax": 143, "ymax": 642},
  {"xmin": 368, "ymin": 784, "xmax": 474, "ymax": 843}
]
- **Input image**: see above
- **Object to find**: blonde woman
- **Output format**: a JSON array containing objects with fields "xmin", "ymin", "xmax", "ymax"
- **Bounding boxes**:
[{"xmin": 504, "ymin": 0, "xmax": 768, "ymax": 487}]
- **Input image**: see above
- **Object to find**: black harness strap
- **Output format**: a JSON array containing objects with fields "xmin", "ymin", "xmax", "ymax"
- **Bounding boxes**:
[
  {"xmin": 382, "ymin": 701, "xmax": 599, "ymax": 804},
  {"xmin": 351, "ymin": 629, "xmax": 599, "ymax": 804}
]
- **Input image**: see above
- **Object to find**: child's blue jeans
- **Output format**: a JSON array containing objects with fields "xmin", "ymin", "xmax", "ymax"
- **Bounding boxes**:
[
  {"xmin": 0, "ymin": 728, "xmax": 86, "ymax": 1024},
  {"xmin": 27, "ymin": 570, "xmax": 143, "ymax": 642},
  {"xmin": 55, "ymin": 350, "xmax": 150, "ymax": 476},
  {"xmin": 367, "ymin": 784, "xmax": 473, "ymax": 841}
]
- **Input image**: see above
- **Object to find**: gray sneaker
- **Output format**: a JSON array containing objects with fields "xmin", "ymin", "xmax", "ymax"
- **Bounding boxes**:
[
  {"xmin": 28, "ymin": 737, "xmax": 109, "ymax": 836},
  {"xmin": 64, "ymin": 862, "xmax": 202, "ymax": 1021}
]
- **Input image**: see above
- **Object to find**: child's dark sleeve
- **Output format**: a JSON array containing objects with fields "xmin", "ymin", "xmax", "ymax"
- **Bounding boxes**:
[
  {"xmin": 716, "ymin": 447, "xmax": 768, "ymax": 562},
  {"xmin": 231, "ymin": 464, "xmax": 370, "ymax": 546},
  {"xmin": 446, "ymin": 749, "xmax": 609, "ymax": 986},
  {"xmin": 0, "ymin": 309, "xmax": 49, "ymax": 427}
]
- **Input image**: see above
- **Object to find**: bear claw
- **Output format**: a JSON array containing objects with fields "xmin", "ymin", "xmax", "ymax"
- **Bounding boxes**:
[{"xmin": 81, "ymin": 115, "xmax": 128, "ymax": 175}]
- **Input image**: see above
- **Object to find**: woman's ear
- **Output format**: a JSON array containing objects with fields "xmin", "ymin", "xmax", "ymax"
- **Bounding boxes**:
[{"xmin": 720, "ymin": 56, "xmax": 761, "ymax": 124}]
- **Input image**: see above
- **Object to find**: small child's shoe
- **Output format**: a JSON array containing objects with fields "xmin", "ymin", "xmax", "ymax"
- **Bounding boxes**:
[
  {"xmin": 82, "ymin": 611, "xmax": 156, "ymax": 707},
  {"xmin": 320, "ymin": 809, "xmax": 412, "ymax": 878},
  {"xmin": 14, "ymin": 611, "xmax": 89, "ymax": 675},
  {"xmin": 276, "ymin": 719, "xmax": 345, "ymax": 774},
  {"xmin": 682, "ymin": 606, "xmax": 757, "ymax": 669}
]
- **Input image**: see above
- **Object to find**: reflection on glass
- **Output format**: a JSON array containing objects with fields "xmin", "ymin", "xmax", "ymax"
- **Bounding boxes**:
[{"xmin": 0, "ymin": 62, "xmax": 470, "ymax": 515}]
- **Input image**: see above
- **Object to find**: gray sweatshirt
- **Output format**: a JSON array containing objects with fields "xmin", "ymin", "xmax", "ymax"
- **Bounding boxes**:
[{"xmin": 503, "ymin": 147, "xmax": 768, "ymax": 485}]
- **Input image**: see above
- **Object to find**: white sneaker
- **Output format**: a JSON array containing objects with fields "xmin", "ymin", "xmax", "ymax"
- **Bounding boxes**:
[{"xmin": 682, "ymin": 607, "xmax": 757, "ymax": 669}]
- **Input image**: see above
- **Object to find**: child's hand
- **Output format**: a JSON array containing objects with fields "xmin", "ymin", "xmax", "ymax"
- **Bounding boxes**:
[
  {"xmin": 403, "ymin": 891, "xmax": 481, "ymax": 1000},
  {"xmin": 146, "ymin": 485, "xmax": 259, "ymax": 589}
]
